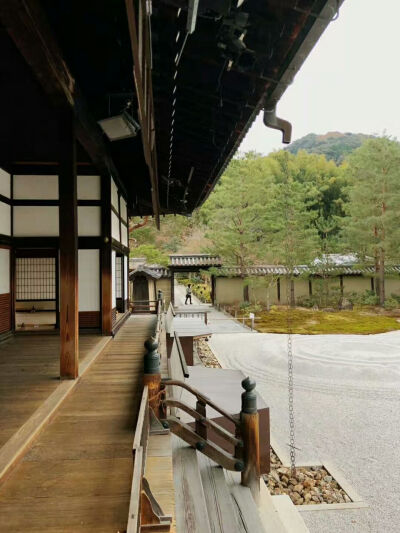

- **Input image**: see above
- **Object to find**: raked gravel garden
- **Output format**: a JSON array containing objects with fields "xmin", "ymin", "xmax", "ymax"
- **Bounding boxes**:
[{"xmin": 208, "ymin": 329, "xmax": 400, "ymax": 533}]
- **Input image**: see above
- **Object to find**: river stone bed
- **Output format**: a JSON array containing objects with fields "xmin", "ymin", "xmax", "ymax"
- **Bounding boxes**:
[
  {"xmin": 265, "ymin": 449, "xmax": 352, "ymax": 505},
  {"xmin": 195, "ymin": 338, "xmax": 221, "ymax": 368}
]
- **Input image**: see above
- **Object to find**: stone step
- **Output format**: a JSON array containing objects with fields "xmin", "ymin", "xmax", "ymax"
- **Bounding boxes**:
[
  {"xmin": 224, "ymin": 471, "xmax": 267, "ymax": 533},
  {"xmin": 197, "ymin": 453, "xmax": 244, "ymax": 533},
  {"xmin": 171, "ymin": 435, "xmax": 212, "ymax": 533},
  {"xmin": 271, "ymin": 495, "xmax": 310, "ymax": 533}
]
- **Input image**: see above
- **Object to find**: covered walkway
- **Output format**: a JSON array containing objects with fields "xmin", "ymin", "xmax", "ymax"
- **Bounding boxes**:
[
  {"xmin": 0, "ymin": 334, "xmax": 105, "ymax": 449},
  {"xmin": 0, "ymin": 315, "xmax": 156, "ymax": 532}
]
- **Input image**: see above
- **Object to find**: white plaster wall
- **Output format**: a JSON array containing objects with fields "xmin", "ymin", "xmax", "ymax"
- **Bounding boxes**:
[
  {"xmin": 112, "ymin": 250, "xmax": 116, "ymax": 308},
  {"xmin": 124, "ymin": 255, "xmax": 128, "ymax": 300},
  {"xmin": 111, "ymin": 211, "xmax": 120, "ymax": 241},
  {"xmin": 120, "ymin": 197, "xmax": 127, "ymax": 222},
  {"xmin": 77, "ymin": 175, "xmax": 101, "ymax": 200},
  {"xmin": 111, "ymin": 178, "xmax": 119, "ymax": 211},
  {"xmin": 14, "ymin": 206, "xmax": 59, "ymax": 236},
  {"xmin": 121, "ymin": 222, "xmax": 128, "ymax": 246},
  {"xmin": 0, "ymin": 249, "xmax": 10, "ymax": 293},
  {"xmin": 13, "ymin": 175, "xmax": 58, "ymax": 199},
  {"xmin": 78, "ymin": 249, "xmax": 100, "ymax": 311},
  {"xmin": 0, "ymin": 202, "xmax": 11, "ymax": 236},
  {"xmin": 0, "ymin": 169, "xmax": 11, "ymax": 198},
  {"xmin": 78, "ymin": 206, "xmax": 101, "ymax": 236},
  {"xmin": 215, "ymin": 278, "xmax": 244, "ymax": 305}
]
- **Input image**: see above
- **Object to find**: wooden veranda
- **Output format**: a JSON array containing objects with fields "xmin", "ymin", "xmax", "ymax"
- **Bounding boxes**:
[{"xmin": 0, "ymin": 315, "xmax": 160, "ymax": 532}]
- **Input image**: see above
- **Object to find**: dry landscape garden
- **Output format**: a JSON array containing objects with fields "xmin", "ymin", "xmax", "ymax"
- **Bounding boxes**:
[{"xmin": 131, "ymin": 133, "xmax": 400, "ymax": 334}]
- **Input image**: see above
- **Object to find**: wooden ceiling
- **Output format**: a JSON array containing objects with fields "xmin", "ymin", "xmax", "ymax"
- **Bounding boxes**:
[{"xmin": 0, "ymin": 0, "xmax": 340, "ymax": 216}]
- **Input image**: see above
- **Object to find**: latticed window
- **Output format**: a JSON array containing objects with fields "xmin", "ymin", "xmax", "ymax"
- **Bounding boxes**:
[
  {"xmin": 115, "ymin": 255, "xmax": 123, "ymax": 299},
  {"xmin": 16, "ymin": 257, "xmax": 56, "ymax": 301}
]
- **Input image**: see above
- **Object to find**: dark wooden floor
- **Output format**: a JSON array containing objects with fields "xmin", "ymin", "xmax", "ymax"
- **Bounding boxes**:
[
  {"xmin": 0, "ymin": 315, "xmax": 156, "ymax": 532},
  {"xmin": 0, "ymin": 333, "xmax": 104, "ymax": 448}
]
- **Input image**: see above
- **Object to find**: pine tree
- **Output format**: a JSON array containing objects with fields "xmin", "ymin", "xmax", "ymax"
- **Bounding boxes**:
[
  {"xmin": 342, "ymin": 137, "xmax": 400, "ymax": 305},
  {"xmin": 204, "ymin": 153, "xmax": 271, "ymax": 300}
]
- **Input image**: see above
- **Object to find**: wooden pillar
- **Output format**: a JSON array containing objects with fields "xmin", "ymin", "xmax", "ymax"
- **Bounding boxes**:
[
  {"xmin": 240, "ymin": 377, "xmax": 260, "ymax": 503},
  {"xmin": 59, "ymin": 110, "xmax": 78, "ymax": 379},
  {"xmin": 211, "ymin": 274, "xmax": 216, "ymax": 305},
  {"xmin": 101, "ymin": 174, "xmax": 112, "ymax": 335}
]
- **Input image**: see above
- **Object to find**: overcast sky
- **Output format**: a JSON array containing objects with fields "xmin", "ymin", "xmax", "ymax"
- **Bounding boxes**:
[{"xmin": 239, "ymin": 0, "xmax": 400, "ymax": 155}]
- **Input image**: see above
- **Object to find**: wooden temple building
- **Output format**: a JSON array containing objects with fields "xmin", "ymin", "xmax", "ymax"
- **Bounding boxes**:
[{"xmin": 0, "ymin": 1, "xmax": 343, "ymax": 531}]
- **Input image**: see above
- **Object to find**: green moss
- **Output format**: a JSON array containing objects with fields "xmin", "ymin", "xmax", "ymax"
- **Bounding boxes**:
[{"xmin": 253, "ymin": 307, "xmax": 400, "ymax": 335}]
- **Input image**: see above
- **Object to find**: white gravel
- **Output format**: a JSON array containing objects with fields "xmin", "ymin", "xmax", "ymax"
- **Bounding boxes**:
[{"xmin": 209, "ymin": 331, "xmax": 400, "ymax": 533}]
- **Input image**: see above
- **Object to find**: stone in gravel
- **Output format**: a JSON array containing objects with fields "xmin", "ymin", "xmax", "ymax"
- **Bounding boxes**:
[
  {"xmin": 270, "ymin": 470, "xmax": 280, "ymax": 483},
  {"xmin": 324, "ymin": 475, "xmax": 333, "ymax": 482},
  {"xmin": 294, "ymin": 484, "xmax": 304, "ymax": 493},
  {"xmin": 277, "ymin": 467, "xmax": 288, "ymax": 474}
]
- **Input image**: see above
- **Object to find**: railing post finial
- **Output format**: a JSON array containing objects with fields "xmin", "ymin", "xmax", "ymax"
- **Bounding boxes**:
[
  {"xmin": 241, "ymin": 377, "xmax": 257, "ymax": 414},
  {"xmin": 240, "ymin": 376, "xmax": 260, "ymax": 502}
]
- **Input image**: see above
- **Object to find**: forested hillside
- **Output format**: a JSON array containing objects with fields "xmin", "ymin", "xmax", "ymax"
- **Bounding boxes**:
[{"xmin": 285, "ymin": 132, "xmax": 371, "ymax": 163}]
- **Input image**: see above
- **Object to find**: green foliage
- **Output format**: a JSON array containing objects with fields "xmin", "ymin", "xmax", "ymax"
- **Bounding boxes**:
[
  {"xmin": 341, "ymin": 137, "xmax": 400, "ymax": 304},
  {"xmin": 130, "ymin": 214, "xmax": 205, "ymax": 255},
  {"xmin": 192, "ymin": 283, "xmax": 211, "ymax": 303},
  {"xmin": 342, "ymin": 137, "xmax": 400, "ymax": 259},
  {"xmin": 384, "ymin": 298, "xmax": 398, "ymax": 310},
  {"xmin": 285, "ymin": 132, "xmax": 372, "ymax": 164},
  {"xmin": 130, "ymin": 244, "xmax": 169, "ymax": 266},
  {"xmin": 203, "ymin": 153, "xmax": 271, "ymax": 273},
  {"xmin": 348, "ymin": 289, "xmax": 379, "ymax": 306}
]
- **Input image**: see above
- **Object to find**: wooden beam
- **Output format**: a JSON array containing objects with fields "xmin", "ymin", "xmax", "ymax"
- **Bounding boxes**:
[
  {"xmin": 125, "ymin": 0, "xmax": 160, "ymax": 228},
  {"xmin": 59, "ymin": 110, "xmax": 79, "ymax": 379},
  {"xmin": 0, "ymin": 0, "xmax": 126, "ymax": 196},
  {"xmin": 101, "ymin": 174, "xmax": 112, "ymax": 336}
]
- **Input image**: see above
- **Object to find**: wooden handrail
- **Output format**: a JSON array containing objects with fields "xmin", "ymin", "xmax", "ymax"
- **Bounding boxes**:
[
  {"xmin": 168, "ymin": 301, "xmax": 176, "ymax": 317},
  {"xmin": 167, "ymin": 416, "xmax": 244, "ymax": 472},
  {"xmin": 162, "ymin": 379, "xmax": 239, "ymax": 427},
  {"xmin": 127, "ymin": 446, "xmax": 143, "ymax": 533},
  {"xmin": 174, "ymin": 332, "xmax": 189, "ymax": 378},
  {"xmin": 164, "ymin": 398, "xmax": 241, "ymax": 447},
  {"xmin": 133, "ymin": 386, "xmax": 149, "ymax": 450}
]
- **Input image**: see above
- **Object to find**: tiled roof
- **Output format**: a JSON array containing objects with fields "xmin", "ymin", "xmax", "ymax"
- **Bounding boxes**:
[
  {"xmin": 220, "ymin": 265, "xmax": 400, "ymax": 277},
  {"xmin": 129, "ymin": 265, "xmax": 171, "ymax": 279},
  {"xmin": 169, "ymin": 254, "xmax": 222, "ymax": 268}
]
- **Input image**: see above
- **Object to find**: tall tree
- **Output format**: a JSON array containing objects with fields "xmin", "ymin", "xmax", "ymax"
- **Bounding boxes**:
[
  {"xmin": 203, "ymin": 153, "xmax": 271, "ymax": 300},
  {"xmin": 342, "ymin": 137, "xmax": 400, "ymax": 305}
]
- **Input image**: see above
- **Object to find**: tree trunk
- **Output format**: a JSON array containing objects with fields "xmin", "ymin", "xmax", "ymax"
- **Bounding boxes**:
[
  {"xmin": 374, "ymin": 226, "xmax": 380, "ymax": 297},
  {"xmin": 379, "ymin": 249, "xmax": 385, "ymax": 306},
  {"xmin": 290, "ymin": 279, "xmax": 295, "ymax": 308},
  {"xmin": 243, "ymin": 281, "xmax": 249, "ymax": 302}
]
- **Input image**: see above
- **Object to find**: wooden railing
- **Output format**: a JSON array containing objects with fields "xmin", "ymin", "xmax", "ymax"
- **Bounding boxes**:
[
  {"xmin": 141, "ymin": 332, "xmax": 261, "ymax": 502},
  {"xmin": 175, "ymin": 310, "xmax": 208, "ymax": 324},
  {"xmin": 127, "ymin": 384, "xmax": 172, "ymax": 532},
  {"xmin": 130, "ymin": 300, "xmax": 158, "ymax": 314}
]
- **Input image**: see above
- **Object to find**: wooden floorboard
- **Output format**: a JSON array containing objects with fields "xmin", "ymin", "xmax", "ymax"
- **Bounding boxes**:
[
  {"xmin": 0, "ymin": 315, "xmax": 156, "ymax": 532},
  {"xmin": 0, "ymin": 334, "xmax": 104, "ymax": 448}
]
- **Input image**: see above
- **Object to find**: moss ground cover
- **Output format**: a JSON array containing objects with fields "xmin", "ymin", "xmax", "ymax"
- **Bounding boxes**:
[{"xmin": 246, "ymin": 307, "xmax": 400, "ymax": 335}]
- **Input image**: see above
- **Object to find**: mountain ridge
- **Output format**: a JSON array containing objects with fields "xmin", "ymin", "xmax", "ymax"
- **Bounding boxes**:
[{"xmin": 285, "ymin": 131, "xmax": 372, "ymax": 163}]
